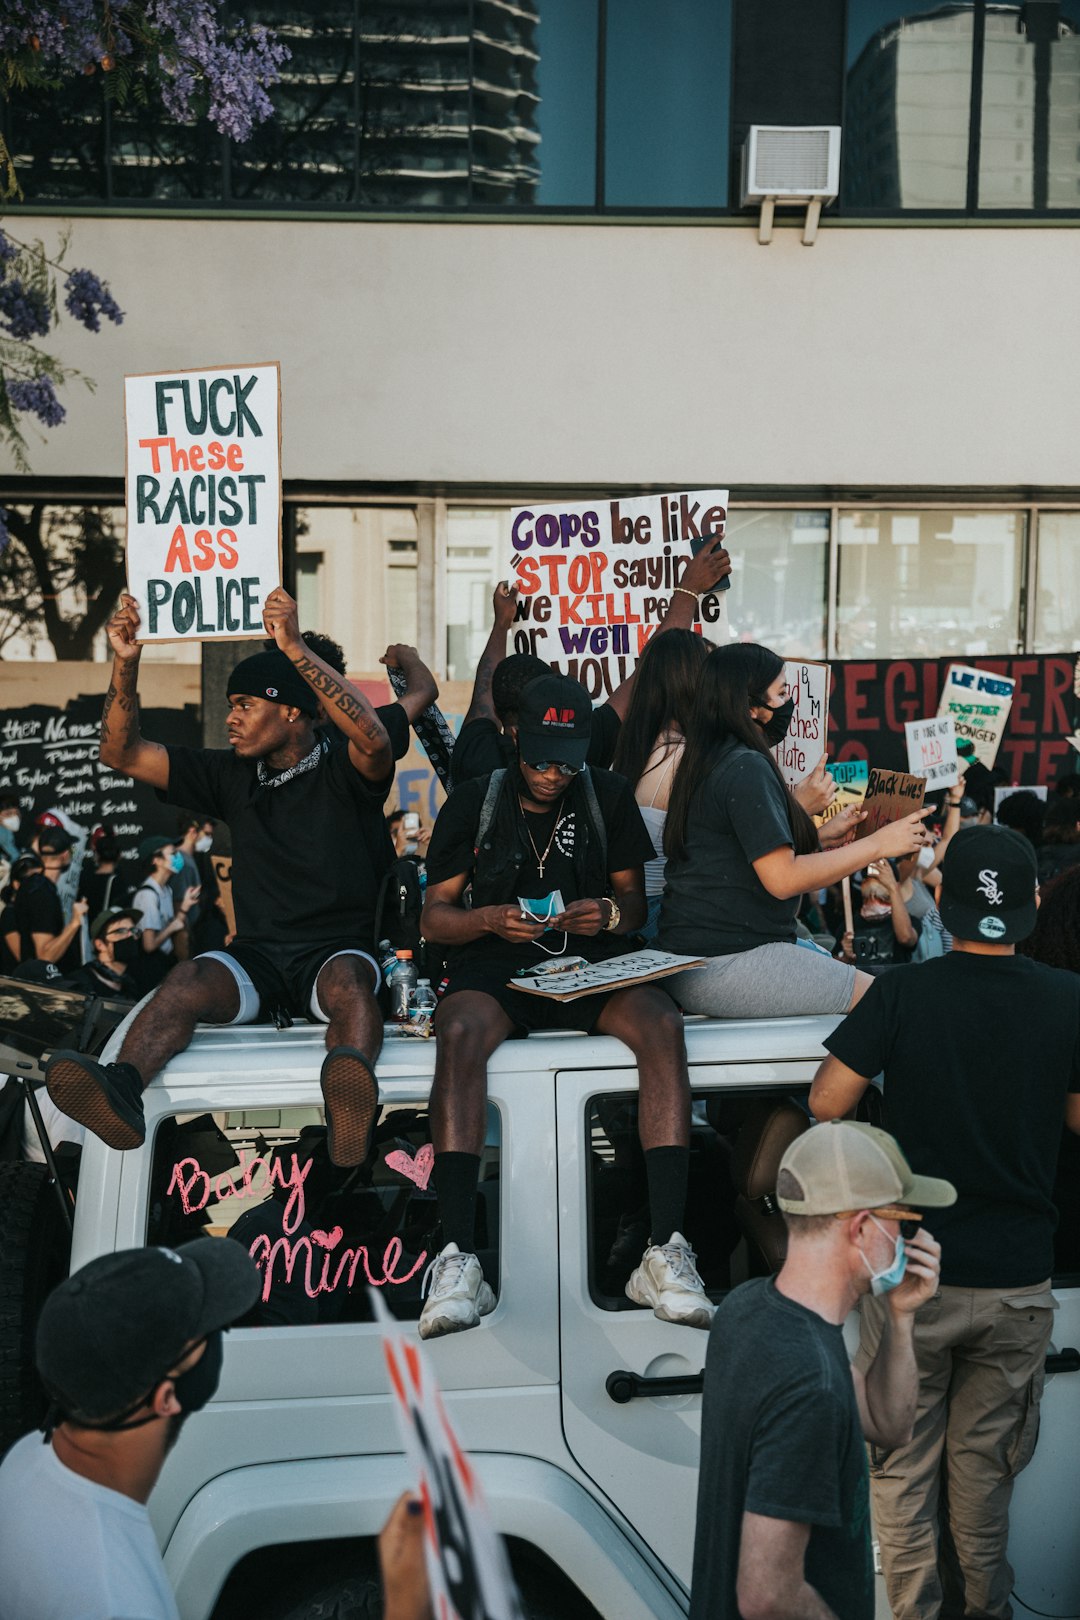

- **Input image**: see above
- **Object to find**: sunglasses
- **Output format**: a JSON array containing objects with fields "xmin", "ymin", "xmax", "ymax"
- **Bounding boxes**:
[
  {"xmin": 528, "ymin": 760, "xmax": 582, "ymax": 777},
  {"xmin": 835, "ymin": 1207, "xmax": 922, "ymax": 1239}
]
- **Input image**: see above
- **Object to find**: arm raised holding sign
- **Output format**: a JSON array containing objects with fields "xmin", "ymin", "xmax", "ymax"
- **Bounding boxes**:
[
  {"xmin": 99, "ymin": 594, "xmax": 171, "ymax": 789},
  {"xmin": 263, "ymin": 586, "xmax": 393, "ymax": 783}
]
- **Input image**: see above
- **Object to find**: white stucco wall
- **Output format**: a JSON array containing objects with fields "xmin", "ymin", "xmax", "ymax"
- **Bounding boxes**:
[{"xmin": 7, "ymin": 214, "xmax": 1080, "ymax": 488}]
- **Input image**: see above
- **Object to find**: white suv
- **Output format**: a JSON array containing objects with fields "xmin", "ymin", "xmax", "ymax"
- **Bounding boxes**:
[{"xmin": 2, "ymin": 1000, "xmax": 1078, "ymax": 1620}]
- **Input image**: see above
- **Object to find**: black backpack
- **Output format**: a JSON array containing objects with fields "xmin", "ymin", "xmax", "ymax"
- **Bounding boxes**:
[{"xmin": 374, "ymin": 859, "xmax": 445, "ymax": 981}]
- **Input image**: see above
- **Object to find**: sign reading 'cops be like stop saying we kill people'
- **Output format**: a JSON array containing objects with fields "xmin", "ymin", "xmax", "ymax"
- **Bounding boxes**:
[{"xmin": 124, "ymin": 364, "xmax": 282, "ymax": 642}]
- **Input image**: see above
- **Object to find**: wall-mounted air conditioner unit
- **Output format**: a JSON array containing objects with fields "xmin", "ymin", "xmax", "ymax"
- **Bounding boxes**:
[{"xmin": 740, "ymin": 125, "xmax": 841, "ymax": 244}]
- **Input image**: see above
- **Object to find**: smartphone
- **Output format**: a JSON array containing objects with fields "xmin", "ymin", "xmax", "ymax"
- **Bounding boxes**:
[
  {"xmin": 403, "ymin": 812, "xmax": 420, "ymax": 835},
  {"xmin": 689, "ymin": 528, "xmax": 731, "ymax": 592}
]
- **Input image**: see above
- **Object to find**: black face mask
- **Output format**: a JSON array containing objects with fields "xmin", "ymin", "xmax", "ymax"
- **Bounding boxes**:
[
  {"xmin": 110, "ymin": 936, "xmax": 140, "ymax": 966},
  {"xmin": 756, "ymin": 694, "xmax": 795, "ymax": 746},
  {"xmin": 171, "ymin": 1330, "xmax": 224, "ymax": 1415}
]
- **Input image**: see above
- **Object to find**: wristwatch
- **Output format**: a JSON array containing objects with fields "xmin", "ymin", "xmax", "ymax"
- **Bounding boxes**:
[{"xmin": 603, "ymin": 898, "xmax": 621, "ymax": 932}]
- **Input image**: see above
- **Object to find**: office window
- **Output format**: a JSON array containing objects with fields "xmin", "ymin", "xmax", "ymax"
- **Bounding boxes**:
[
  {"xmin": 1032, "ymin": 512, "xmax": 1080, "ymax": 651},
  {"xmin": 604, "ymin": 0, "xmax": 730, "ymax": 207},
  {"xmin": 978, "ymin": 6, "xmax": 1080, "ymax": 209},
  {"xmin": 835, "ymin": 509, "xmax": 1025, "ymax": 658},
  {"xmin": 445, "ymin": 506, "xmax": 504, "ymax": 681},
  {"xmin": 292, "ymin": 505, "xmax": 418, "ymax": 669},
  {"xmin": 844, "ymin": 1, "xmax": 975, "ymax": 209},
  {"xmin": 724, "ymin": 510, "xmax": 828, "ymax": 659}
]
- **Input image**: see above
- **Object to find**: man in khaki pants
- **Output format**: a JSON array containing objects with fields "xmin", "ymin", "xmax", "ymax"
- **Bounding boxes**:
[{"xmin": 811, "ymin": 825, "xmax": 1080, "ymax": 1619}]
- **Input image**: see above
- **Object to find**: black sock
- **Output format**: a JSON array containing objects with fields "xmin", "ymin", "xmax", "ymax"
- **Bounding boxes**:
[
  {"xmin": 645, "ymin": 1145, "xmax": 690, "ymax": 1246},
  {"xmin": 433, "ymin": 1151, "xmax": 481, "ymax": 1252}
]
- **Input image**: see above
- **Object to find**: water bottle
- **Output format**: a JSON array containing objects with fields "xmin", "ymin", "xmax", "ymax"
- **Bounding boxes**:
[
  {"xmin": 378, "ymin": 938, "xmax": 397, "ymax": 983},
  {"xmin": 388, "ymin": 950, "xmax": 418, "ymax": 1023},
  {"xmin": 409, "ymin": 978, "xmax": 437, "ymax": 1022}
]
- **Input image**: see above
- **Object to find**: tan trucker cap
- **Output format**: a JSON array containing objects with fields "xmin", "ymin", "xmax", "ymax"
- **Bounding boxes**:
[{"xmin": 777, "ymin": 1121, "xmax": 957, "ymax": 1216}]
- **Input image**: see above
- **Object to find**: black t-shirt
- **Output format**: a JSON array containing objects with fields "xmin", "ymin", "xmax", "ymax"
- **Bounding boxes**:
[
  {"xmin": 659, "ymin": 740, "xmax": 798, "ymax": 956},
  {"xmin": 824, "ymin": 953, "xmax": 1080, "ymax": 1286},
  {"xmin": 13, "ymin": 873, "xmax": 80, "ymax": 974},
  {"xmin": 161, "ymin": 742, "xmax": 393, "ymax": 949},
  {"xmin": 425, "ymin": 768, "xmax": 654, "ymax": 974},
  {"xmin": 690, "ymin": 1278, "xmax": 873, "ymax": 1620},
  {"xmin": 449, "ymin": 704, "xmax": 622, "ymax": 789},
  {"xmin": 78, "ymin": 869, "xmax": 133, "ymax": 920}
]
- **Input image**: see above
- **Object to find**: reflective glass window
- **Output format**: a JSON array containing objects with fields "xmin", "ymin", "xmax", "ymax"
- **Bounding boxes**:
[
  {"xmin": 1032, "ymin": 512, "xmax": 1080, "ymax": 651},
  {"xmin": 147, "ymin": 1101, "xmax": 501, "ymax": 1325},
  {"xmin": 836, "ymin": 509, "xmax": 1025, "ymax": 658},
  {"xmin": 532, "ymin": 0, "xmax": 599, "ymax": 205},
  {"xmin": 978, "ymin": 5, "xmax": 1080, "ymax": 208},
  {"xmin": 844, "ymin": 1, "xmax": 975, "ymax": 208},
  {"xmin": 723, "ymin": 510, "xmax": 829, "ymax": 659},
  {"xmin": 603, "ymin": 0, "xmax": 730, "ymax": 208}
]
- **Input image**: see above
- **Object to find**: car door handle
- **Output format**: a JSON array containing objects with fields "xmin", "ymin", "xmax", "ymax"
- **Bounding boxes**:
[
  {"xmin": 606, "ymin": 1369, "xmax": 705, "ymax": 1404},
  {"xmin": 1045, "ymin": 1348, "xmax": 1080, "ymax": 1374}
]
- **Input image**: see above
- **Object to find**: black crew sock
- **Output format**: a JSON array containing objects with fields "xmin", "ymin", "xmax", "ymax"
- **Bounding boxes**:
[
  {"xmin": 433, "ymin": 1151, "xmax": 481, "ymax": 1252},
  {"xmin": 645, "ymin": 1145, "xmax": 690, "ymax": 1247}
]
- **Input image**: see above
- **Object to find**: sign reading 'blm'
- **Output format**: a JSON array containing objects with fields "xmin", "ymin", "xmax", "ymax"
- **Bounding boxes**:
[
  {"xmin": 508, "ymin": 489, "xmax": 729, "ymax": 699},
  {"xmin": 125, "ymin": 364, "xmax": 282, "ymax": 643},
  {"xmin": 775, "ymin": 661, "xmax": 830, "ymax": 788}
]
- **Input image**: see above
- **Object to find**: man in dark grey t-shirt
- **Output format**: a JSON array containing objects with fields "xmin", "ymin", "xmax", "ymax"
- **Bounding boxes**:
[{"xmin": 690, "ymin": 1122, "xmax": 954, "ymax": 1620}]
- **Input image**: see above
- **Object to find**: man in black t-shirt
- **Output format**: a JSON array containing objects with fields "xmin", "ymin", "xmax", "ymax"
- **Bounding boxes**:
[
  {"xmin": 449, "ymin": 537, "xmax": 732, "ymax": 789},
  {"xmin": 419, "ymin": 673, "xmax": 714, "ymax": 1340},
  {"xmin": 690, "ymin": 1121, "xmax": 952, "ymax": 1620},
  {"xmin": 810, "ymin": 826, "xmax": 1080, "ymax": 1620},
  {"xmin": 14, "ymin": 826, "xmax": 88, "ymax": 974},
  {"xmin": 46, "ymin": 588, "xmax": 395, "ymax": 1167}
]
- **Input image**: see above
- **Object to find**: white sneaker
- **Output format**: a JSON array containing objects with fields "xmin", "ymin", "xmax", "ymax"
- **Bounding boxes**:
[
  {"xmin": 418, "ymin": 1243, "xmax": 496, "ymax": 1340},
  {"xmin": 625, "ymin": 1232, "xmax": 716, "ymax": 1329}
]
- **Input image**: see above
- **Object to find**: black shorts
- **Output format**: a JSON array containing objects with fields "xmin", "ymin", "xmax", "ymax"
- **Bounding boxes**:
[
  {"xmin": 199, "ymin": 939, "xmax": 381, "ymax": 1025},
  {"xmin": 436, "ymin": 962, "xmax": 611, "ymax": 1037}
]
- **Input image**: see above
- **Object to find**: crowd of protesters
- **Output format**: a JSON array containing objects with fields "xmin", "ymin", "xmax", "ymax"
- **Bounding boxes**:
[{"xmin": 1, "ymin": 549, "xmax": 1079, "ymax": 1620}]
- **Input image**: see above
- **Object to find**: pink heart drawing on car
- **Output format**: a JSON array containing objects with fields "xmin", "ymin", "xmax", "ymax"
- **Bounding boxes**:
[
  {"xmin": 385, "ymin": 1143, "xmax": 435, "ymax": 1191},
  {"xmin": 309, "ymin": 1225, "xmax": 343, "ymax": 1249}
]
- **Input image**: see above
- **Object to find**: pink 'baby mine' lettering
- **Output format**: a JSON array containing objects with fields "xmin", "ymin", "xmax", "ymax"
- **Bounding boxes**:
[{"xmin": 166, "ymin": 1149, "xmax": 427, "ymax": 1304}]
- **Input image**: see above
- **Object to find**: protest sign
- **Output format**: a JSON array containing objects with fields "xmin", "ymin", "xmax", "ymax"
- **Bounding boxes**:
[
  {"xmin": 512, "ymin": 948, "xmax": 703, "ymax": 1002},
  {"xmin": 124, "ymin": 363, "xmax": 282, "ymax": 643},
  {"xmin": 507, "ymin": 489, "xmax": 729, "ymax": 699},
  {"xmin": 994, "ymin": 784, "xmax": 1048, "ymax": 814},
  {"xmin": 371, "ymin": 1289, "xmax": 523, "ymax": 1620},
  {"xmin": 905, "ymin": 715, "xmax": 959, "ymax": 790},
  {"xmin": 854, "ymin": 768, "xmax": 926, "ymax": 839},
  {"xmin": 775, "ymin": 661, "xmax": 830, "ymax": 787},
  {"xmin": 814, "ymin": 758, "xmax": 869, "ymax": 827},
  {"xmin": 937, "ymin": 664, "xmax": 1015, "ymax": 771}
]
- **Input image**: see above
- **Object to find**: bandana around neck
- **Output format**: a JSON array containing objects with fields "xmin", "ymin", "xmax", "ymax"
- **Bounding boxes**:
[{"xmin": 256, "ymin": 738, "xmax": 323, "ymax": 789}]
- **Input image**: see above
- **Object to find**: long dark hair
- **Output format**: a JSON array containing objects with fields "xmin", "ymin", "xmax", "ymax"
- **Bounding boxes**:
[
  {"xmin": 664, "ymin": 642, "xmax": 819, "ymax": 862},
  {"xmin": 612, "ymin": 630, "xmax": 710, "ymax": 787},
  {"xmin": 1020, "ymin": 866, "xmax": 1080, "ymax": 975}
]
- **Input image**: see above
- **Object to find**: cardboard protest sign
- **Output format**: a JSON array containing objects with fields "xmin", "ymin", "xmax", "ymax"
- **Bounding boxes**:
[
  {"xmin": 814, "ymin": 758, "xmax": 869, "ymax": 827},
  {"xmin": 507, "ymin": 489, "xmax": 729, "ymax": 699},
  {"xmin": 124, "ymin": 363, "xmax": 282, "ymax": 642},
  {"xmin": 775, "ymin": 661, "xmax": 829, "ymax": 787},
  {"xmin": 937, "ymin": 664, "xmax": 1015, "ymax": 771},
  {"xmin": 512, "ymin": 948, "xmax": 704, "ymax": 1002},
  {"xmin": 854, "ymin": 768, "xmax": 926, "ymax": 839},
  {"xmin": 371, "ymin": 1290, "xmax": 523, "ymax": 1620},
  {"xmin": 905, "ymin": 716, "xmax": 959, "ymax": 790}
]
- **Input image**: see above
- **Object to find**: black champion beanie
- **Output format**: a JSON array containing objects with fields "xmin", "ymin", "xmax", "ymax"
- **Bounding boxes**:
[{"xmin": 226, "ymin": 649, "xmax": 320, "ymax": 716}]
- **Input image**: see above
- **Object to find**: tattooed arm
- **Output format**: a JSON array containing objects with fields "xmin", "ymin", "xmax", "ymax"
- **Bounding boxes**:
[
  {"xmin": 99, "ymin": 595, "xmax": 170, "ymax": 788},
  {"xmin": 263, "ymin": 587, "xmax": 393, "ymax": 783},
  {"xmin": 463, "ymin": 581, "xmax": 519, "ymax": 728}
]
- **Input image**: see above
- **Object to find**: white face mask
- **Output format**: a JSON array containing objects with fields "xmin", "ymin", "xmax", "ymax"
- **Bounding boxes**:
[
  {"xmin": 0, "ymin": 814, "xmax": 19, "ymax": 832},
  {"xmin": 194, "ymin": 835, "xmax": 213, "ymax": 853}
]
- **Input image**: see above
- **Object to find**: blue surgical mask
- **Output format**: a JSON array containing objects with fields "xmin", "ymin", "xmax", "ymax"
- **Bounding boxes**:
[
  {"xmin": 861, "ymin": 1215, "xmax": 908, "ymax": 1296},
  {"xmin": 169, "ymin": 851, "xmax": 185, "ymax": 874}
]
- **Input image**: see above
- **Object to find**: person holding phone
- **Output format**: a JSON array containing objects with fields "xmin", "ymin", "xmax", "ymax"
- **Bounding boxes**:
[
  {"xmin": 417, "ymin": 673, "xmax": 714, "ymax": 1340},
  {"xmin": 658, "ymin": 643, "xmax": 931, "ymax": 1017}
]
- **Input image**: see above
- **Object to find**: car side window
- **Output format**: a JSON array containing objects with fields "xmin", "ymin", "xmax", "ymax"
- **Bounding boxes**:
[
  {"xmin": 146, "ymin": 1101, "xmax": 501, "ymax": 1325},
  {"xmin": 587, "ymin": 1086, "xmax": 816, "ymax": 1309}
]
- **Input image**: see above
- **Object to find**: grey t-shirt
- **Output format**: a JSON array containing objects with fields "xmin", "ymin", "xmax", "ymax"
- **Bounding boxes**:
[
  {"xmin": 689, "ymin": 1278, "xmax": 874, "ymax": 1620},
  {"xmin": 658, "ymin": 740, "xmax": 798, "ymax": 955}
]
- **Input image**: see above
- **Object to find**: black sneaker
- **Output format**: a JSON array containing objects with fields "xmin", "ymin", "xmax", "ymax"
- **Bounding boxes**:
[
  {"xmin": 320, "ymin": 1046, "xmax": 379, "ymax": 1167},
  {"xmin": 45, "ymin": 1051, "xmax": 146, "ymax": 1150}
]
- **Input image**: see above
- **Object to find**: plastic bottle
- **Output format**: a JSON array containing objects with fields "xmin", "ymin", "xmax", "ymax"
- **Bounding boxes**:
[
  {"xmin": 378, "ymin": 938, "xmax": 397, "ymax": 982},
  {"xmin": 409, "ymin": 978, "xmax": 437, "ymax": 1021},
  {"xmin": 388, "ymin": 950, "xmax": 418, "ymax": 1023}
]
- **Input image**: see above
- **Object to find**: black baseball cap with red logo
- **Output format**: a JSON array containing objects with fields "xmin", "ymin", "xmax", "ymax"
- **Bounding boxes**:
[{"xmin": 516, "ymin": 674, "xmax": 593, "ymax": 770}]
